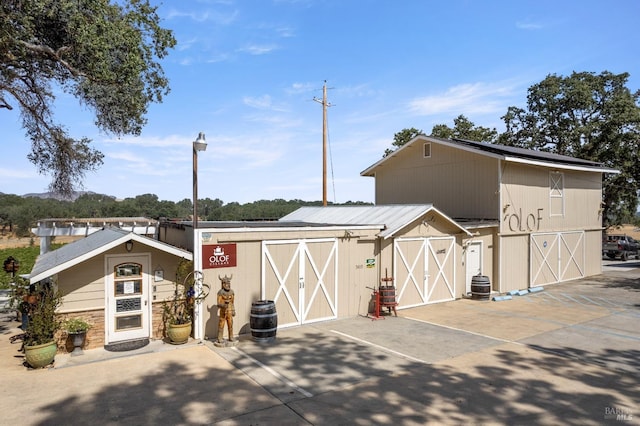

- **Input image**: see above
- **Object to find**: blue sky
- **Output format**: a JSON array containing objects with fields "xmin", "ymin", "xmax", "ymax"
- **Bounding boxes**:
[{"xmin": 1, "ymin": 0, "xmax": 639, "ymax": 204}]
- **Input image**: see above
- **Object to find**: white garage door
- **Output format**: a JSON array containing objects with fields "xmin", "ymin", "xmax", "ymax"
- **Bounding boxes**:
[
  {"xmin": 530, "ymin": 231, "xmax": 585, "ymax": 287},
  {"xmin": 262, "ymin": 239, "xmax": 338, "ymax": 328},
  {"xmin": 394, "ymin": 237, "xmax": 456, "ymax": 308}
]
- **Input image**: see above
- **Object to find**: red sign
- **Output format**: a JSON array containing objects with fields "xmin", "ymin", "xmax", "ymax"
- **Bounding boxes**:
[{"xmin": 202, "ymin": 244, "xmax": 237, "ymax": 269}]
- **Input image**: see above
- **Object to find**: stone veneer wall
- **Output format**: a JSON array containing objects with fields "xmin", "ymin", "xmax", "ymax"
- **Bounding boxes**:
[
  {"xmin": 56, "ymin": 310, "xmax": 105, "ymax": 352},
  {"xmin": 55, "ymin": 303, "xmax": 169, "ymax": 352}
]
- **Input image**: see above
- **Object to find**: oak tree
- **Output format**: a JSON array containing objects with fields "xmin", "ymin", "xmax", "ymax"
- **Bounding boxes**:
[
  {"xmin": 431, "ymin": 114, "xmax": 498, "ymax": 143},
  {"xmin": 498, "ymin": 71, "xmax": 640, "ymax": 226},
  {"xmin": 0, "ymin": 0, "xmax": 176, "ymax": 196}
]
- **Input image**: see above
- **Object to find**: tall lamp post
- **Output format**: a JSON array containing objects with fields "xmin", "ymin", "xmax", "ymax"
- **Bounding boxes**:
[
  {"xmin": 192, "ymin": 132, "xmax": 207, "ymax": 340},
  {"xmin": 193, "ymin": 132, "xmax": 208, "ymax": 230}
]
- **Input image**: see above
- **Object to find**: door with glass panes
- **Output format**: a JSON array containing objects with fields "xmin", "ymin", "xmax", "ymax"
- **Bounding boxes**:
[{"xmin": 106, "ymin": 254, "xmax": 151, "ymax": 343}]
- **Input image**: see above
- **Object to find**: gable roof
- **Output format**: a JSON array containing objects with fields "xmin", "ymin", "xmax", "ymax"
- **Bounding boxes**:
[
  {"xmin": 361, "ymin": 135, "xmax": 620, "ymax": 176},
  {"xmin": 280, "ymin": 204, "xmax": 472, "ymax": 238},
  {"xmin": 29, "ymin": 227, "xmax": 192, "ymax": 283}
]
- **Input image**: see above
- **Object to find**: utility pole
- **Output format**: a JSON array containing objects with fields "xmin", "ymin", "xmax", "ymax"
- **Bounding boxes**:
[{"xmin": 314, "ymin": 81, "xmax": 332, "ymax": 206}]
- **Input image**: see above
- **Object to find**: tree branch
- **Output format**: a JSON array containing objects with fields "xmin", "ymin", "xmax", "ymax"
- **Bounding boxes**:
[{"xmin": 18, "ymin": 41, "xmax": 85, "ymax": 77}]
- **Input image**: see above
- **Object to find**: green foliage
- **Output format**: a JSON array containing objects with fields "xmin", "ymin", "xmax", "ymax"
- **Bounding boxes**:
[
  {"xmin": 63, "ymin": 317, "xmax": 91, "ymax": 333},
  {"xmin": 498, "ymin": 71, "xmax": 640, "ymax": 227},
  {"xmin": 0, "ymin": 0, "xmax": 176, "ymax": 197},
  {"xmin": 383, "ymin": 128, "xmax": 425, "ymax": 157},
  {"xmin": 0, "ymin": 194, "xmax": 368, "ymax": 238},
  {"xmin": 23, "ymin": 283, "xmax": 62, "ymax": 346},
  {"xmin": 431, "ymin": 115, "xmax": 498, "ymax": 143},
  {"xmin": 162, "ymin": 259, "xmax": 195, "ymax": 325},
  {"xmin": 0, "ymin": 245, "xmax": 63, "ymax": 289}
]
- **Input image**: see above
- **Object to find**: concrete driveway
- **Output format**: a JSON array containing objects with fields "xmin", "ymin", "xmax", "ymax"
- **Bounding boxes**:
[{"xmin": 1, "ymin": 261, "xmax": 638, "ymax": 425}]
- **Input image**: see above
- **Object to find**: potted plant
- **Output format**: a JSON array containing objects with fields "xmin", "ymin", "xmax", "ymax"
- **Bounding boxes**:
[
  {"xmin": 161, "ymin": 260, "xmax": 210, "ymax": 344},
  {"xmin": 162, "ymin": 260, "xmax": 195, "ymax": 344},
  {"xmin": 23, "ymin": 282, "xmax": 62, "ymax": 368},
  {"xmin": 63, "ymin": 318, "xmax": 91, "ymax": 355}
]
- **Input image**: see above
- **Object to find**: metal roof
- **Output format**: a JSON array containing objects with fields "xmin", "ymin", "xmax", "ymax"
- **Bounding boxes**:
[
  {"xmin": 361, "ymin": 135, "xmax": 620, "ymax": 176},
  {"xmin": 280, "ymin": 204, "xmax": 472, "ymax": 238},
  {"xmin": 29, "ymin": 227, "xmax": 192, "ymax": 283}
]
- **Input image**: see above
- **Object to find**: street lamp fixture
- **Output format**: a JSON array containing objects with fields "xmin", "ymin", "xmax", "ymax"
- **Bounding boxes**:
[{"xmin": 193, "ymin": 132, "xmax": 207, "ymax": 230}]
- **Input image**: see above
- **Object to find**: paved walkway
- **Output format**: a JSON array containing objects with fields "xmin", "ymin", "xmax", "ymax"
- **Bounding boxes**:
[{"xmin": 1, "ymin": 263, "xmax": 638, "ymax": 425}]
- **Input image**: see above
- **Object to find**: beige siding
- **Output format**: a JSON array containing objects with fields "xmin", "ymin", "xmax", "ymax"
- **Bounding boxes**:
[
  {"xmin": 585, "ymin": 230, "xmax": 603, "ymax": 276},
  {"xmin": 499, "ymin": 234, "xmax": 530, "ymax": 293},
  {"xmin": 58, "ymin": 246, "xmax": 190, "ymax": 314},
  {"xmin": 375, "ymin": 142, "xmax": 499, "ymax": 219},
  {"xmin": 199, "ymin": 229, "xmax": 380, "ymax": 339},
  {"xmin": 462, "ymin": 227, "xmax": 496, "ymax": 293},
  {"xmin": 58, "ymin": 257, "xmax": 105, "ymax": 312},
  {"xmin": 501, "ymin": 163, "xmax": 603, "ymax": 235}
]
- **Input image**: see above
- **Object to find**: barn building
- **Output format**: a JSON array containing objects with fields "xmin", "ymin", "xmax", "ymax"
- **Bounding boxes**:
[{"xmin": 26, "ymin": 136, "xmax": 618, "ymax": 348}]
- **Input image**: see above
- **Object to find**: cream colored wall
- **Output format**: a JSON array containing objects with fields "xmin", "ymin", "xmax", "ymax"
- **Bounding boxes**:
[
  {"xmin": 57, "ymin": 245, "xmax": 190, "ymax": 314},
  {"xmin": 57, "ymin": 256, "xmax": 105, "ymax": 312},
  {"xmin": 462, "ymin": 227, "xmax": 496, "ymax": 292},
  {"xmin": 498, "ymin": 234, "xmax": 530, "ymax": 293},
  {"xmin": 202, "ymin": 216, "xmax": 462, "ymax": 324},
  {"xmin": 499, "ymin": 163, "xmax": 604, "ymax": 290},
  {"xmin": 375, "ymin": 142, "xmax": 500, "ymax": 219},
  {"xmin": 198, "ymin": 228, "xmax": 380, "ymax": 339},
  {"xmin": 500, "ymin": 163, "xmax": 603, "ymax": 235},
  {"xmin": 585, "ymin": 230, "xmax": 604, "ymax": 276}
]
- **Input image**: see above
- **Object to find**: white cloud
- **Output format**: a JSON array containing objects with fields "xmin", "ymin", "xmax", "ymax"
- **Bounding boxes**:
[
  {"xmin": 286, "ymin": 82, "xmax": 316, "ymax": 95},
  {"xmin": 243, "ymin": 95, "xmax": 273, "ymax": 109},
  {"xmin": 516, "ymin": 20, "xmax": 543, "ymax": 30},
  {"xmin": 103, "ymin": 134, "xmax": 194, "ymax": 148},
  {"xmin": 242, "ymin": 96, "xmax": 291, "ymax": 113},
  {"xmin": 166, "ymin": 8, "xmax": 239, "ymax": 25},
  {"xmin": 0, "ymin": 167, "xmax": 34, "ymax": 179},
  {"xmin": 237, "ymin": 44, "xmax": 279, "ymax": 55},
  {"xmin": 408, "ymin": 81, "xmax": 518, "ymax": 116}
]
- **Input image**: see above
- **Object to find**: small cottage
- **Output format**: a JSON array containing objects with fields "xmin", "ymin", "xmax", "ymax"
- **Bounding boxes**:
[{"xmin": 29, "ymin": 227, "xmax": 192, "ymax": 350}]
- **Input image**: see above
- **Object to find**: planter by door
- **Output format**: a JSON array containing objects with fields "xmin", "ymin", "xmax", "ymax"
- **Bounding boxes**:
[
  {"xmin": 69, "ymin": 331, "xmax": 87, "ymax": 355},
  {"xmin": 167, "ymin": 322, "xmax": 192, "ymax": 344},
  {"xmin": 24, "ymin": 341, "xmax": 57, "ymax": 368}
]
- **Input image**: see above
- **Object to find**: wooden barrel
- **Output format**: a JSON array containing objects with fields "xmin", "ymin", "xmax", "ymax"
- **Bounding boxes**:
[
  {"xmin": 250, "ymin": 300, "xmax": 277, "ymax": 343},
  {"xmin": 379, "ymin": 286, "xmax": 396, "ymax": 306},
  {"xmin": 471, "ymin": 275, "xmax": 491, "ymax": 300}
]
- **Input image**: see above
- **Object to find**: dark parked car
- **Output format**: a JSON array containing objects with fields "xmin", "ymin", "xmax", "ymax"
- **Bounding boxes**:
[{"xmin": 603, "ymin": 234, "xmax": 640, "ymax": 261}]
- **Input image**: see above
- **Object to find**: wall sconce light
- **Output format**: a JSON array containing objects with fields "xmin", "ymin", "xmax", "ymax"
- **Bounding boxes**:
[{"xmin": 125, "ymin": 240, "xmax": 134, "ymax": 252}]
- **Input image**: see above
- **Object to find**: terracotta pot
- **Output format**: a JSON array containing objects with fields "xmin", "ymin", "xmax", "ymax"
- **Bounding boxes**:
[
  {"xmin": 24, "ymin": 341, "xmax": 57, "ymax": 368},
  {"xmin": 167, "ymin": 322, "xmax": 192, "ymax": 344}
]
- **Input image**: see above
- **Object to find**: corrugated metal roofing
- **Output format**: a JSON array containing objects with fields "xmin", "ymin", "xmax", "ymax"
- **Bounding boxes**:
[
  {"xmin": 280, "ymin": 204, "xmax": 472, "ymax": 238},
  {"xmin": 29, "ymin": 227, "xmax": 192, "ymax": 283}
]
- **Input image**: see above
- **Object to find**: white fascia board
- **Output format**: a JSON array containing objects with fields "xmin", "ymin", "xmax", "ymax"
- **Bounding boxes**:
[
  {"xmin": 29, "ymin": 237, "xmax": 126, "ymax": 283},
  {"xmin": 129, "ymin": 233, "xmax": 193, "ymax": 259},
  {"xmin": 382, "ymin": 206, "xmax": 473, "ymax": 239},
  {"xmin": 29, "ymin": 234, "xmax": 192, "ymax": 283},
  {"xmin": 202, "ymin": 225, "xmax": 384, "ymax": 234},
  {"xmin": 505, "ymin": 156, "xmax": 620, "ymax": 174}
]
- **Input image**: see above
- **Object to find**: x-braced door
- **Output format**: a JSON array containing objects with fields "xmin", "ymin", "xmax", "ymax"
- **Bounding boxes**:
[
  {"xmin": 262, "ymin": 239, "xmax": 338, "ymax": 328},
  {"xmin": 394, "ymin": 237, "xmax": 456, "ymax": 308},
  {"xmin": 530, "ymin": 231, "xmax": 585, "ymax": 287}
]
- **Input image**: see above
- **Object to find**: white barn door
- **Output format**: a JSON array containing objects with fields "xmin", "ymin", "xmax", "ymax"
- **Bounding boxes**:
[
  {"xmin": 262, "ymin": 239, "xmax": 338, "ymax": 328},
  {"xmin": 530, "ymin": 231, "xmax": 585, "ymax": 287},
  {"xmin": 465, "ymin": 241, "xmax": 482, "ymax": 296},
  {"xmin": 394, "ymin": 237, "xmax": 456, "ymax": 308}
]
